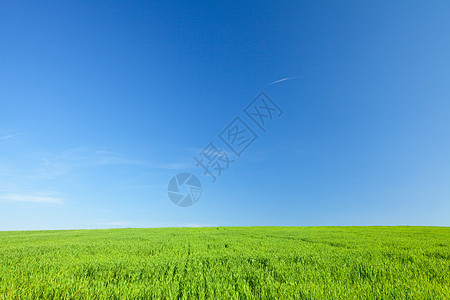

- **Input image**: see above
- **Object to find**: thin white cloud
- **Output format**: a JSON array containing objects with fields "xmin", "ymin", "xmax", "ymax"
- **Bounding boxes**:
[
  {"xmin": 0, "ymin": 147, "xmax": 191, "ymax": 202},
  {"xmin": 61, "ymin": 147, "xmax": 191, "ymax": 170},
  {"xmin": 188, "ymin": 146, "xmax": 234, "ymax": 162},
  {"xmin": 0, "ymin": 132, "xmax": 24, "ymax": 140},
  {"xmin": 31, "ymin": 147, "xmax": 191, "ymax": 180},
  {"xmin": 269, "ymin": 76, "xmax": 301, "ymax": 85},
  {"xmin": 97, "ymin": 221, "xmax": 135, "ymax": 227},
  {"xmin": 0, "ymin": 193, "xmax": 66, "ymax": 204},
  {"xmin": 117, "ymin": 184, "xmax": 167, "ymax": 190},
  {"xmin": 95, "ymin": 150, "xmax": 111, "ymax": 155},
  {"xmin": 182, "ymin": 223, "xmax": 217, "ymax": 228}
]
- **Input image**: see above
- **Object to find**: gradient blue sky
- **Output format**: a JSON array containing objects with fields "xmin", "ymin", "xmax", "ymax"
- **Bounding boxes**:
[{"xmin": 1, "ymin": 1, "xmax": 449, "ymax": 230}]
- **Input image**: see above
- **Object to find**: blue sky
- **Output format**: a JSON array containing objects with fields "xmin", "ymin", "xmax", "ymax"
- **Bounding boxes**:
[{"xmin": 1, "ymin": 1, "xmax": 449, "ymax": 230}]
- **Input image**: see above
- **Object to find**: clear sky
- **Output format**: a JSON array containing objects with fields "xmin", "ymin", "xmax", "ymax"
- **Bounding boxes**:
[{"xmin": 1, "ymin": 1, "xmax": 449, "ymax": 230}]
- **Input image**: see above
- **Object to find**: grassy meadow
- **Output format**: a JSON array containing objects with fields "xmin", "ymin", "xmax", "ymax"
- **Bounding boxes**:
[{"xmin": 0, "ymin": 226, "xmax": 448, "ymax": 299}]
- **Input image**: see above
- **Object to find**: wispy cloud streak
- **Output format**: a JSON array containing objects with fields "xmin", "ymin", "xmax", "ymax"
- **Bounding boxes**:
[
  {"xmin": 269, "ymin": 76, "xmax": 302, "ymax": 85},
  {"xmin": 0, "ymin": 193, "xmax": 66, "ymax": 204},
  {"xmin": 31, "ymin": 147, "xmax": 191, "ymax": 179},
  {"xmin": 0, "ymin": 132, "xmax": 24, "ymax": 140}
]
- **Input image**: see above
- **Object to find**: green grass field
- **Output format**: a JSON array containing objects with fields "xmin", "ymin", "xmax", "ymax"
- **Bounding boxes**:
[{"xmin": 0, "ymin": 226, "xmax": 448, "ymax": 299}]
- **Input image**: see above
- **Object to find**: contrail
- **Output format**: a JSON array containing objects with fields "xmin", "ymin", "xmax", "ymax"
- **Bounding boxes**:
[{"xmin": 269, "ymin": 76, "xmax": 302, "ymax": 85}]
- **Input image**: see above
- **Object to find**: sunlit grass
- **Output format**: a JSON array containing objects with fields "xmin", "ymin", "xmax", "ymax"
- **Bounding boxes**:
[{"xmin": 0, "ymin": 226, "xmax": 448, "ymax": 299}]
